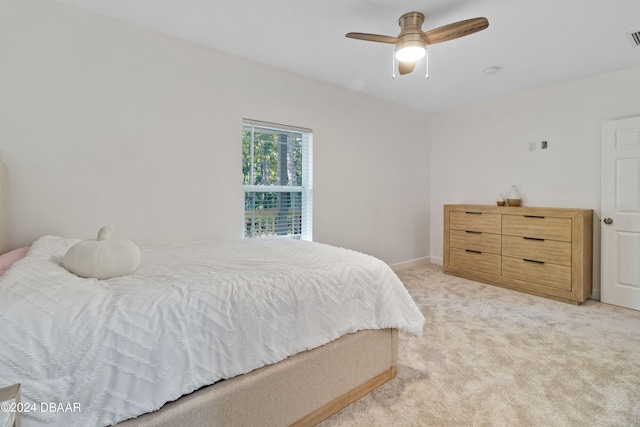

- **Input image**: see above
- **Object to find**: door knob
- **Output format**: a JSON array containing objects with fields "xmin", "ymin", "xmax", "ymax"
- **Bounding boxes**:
[{"xmin": 603, "ymin": 218, "xmax": 613, "ymax": 225}]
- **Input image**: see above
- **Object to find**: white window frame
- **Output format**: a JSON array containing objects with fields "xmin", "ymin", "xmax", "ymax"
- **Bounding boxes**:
[{"xmin": 242, "ymin": 119, "xmax": 313, "ymax": 241}]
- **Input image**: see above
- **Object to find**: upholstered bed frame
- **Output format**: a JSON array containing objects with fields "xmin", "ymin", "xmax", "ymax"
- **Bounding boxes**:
[{"xmin": 118, "ymin": 328, "xmax": 398, "ymax": 426}]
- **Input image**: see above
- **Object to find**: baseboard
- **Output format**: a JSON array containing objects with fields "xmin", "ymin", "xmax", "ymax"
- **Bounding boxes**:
[
  {"xmin": 390, "ymin": 257, "xmax": 429, "ymax": 272},
  {"xmin": 430, "ymin": 256, "xmax": 443, "ymax": 266}
]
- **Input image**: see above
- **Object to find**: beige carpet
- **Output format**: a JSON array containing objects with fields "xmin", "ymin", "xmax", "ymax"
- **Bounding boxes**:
[{"xmin": 319, "ymin": 263, "xmax": 640, "ymax": 427}]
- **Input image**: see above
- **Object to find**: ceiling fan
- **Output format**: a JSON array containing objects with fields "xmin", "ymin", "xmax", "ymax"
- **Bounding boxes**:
[{"xmin": 346, "ymin": 11, "xmax": 489, "ymax": 76}]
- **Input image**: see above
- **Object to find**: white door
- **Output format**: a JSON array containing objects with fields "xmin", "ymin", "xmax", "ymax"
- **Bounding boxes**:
[{"xmin": 601, "ymin": 116, "xmax": 640, "ymax": 310}]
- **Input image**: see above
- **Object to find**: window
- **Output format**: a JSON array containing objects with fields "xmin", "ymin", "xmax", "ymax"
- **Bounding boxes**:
[{"xmin": 242, "ymin": 119, "xmax": 312, "ymax": 240}]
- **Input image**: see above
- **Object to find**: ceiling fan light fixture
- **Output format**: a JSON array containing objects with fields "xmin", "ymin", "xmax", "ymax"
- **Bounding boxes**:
[
  {"xmin": 346, "ymin": 10, "xmax": 489, "ymax": 76},
  {"xmin": 395, "ymin": 40, "xmax": 426, "ymax": 62}
]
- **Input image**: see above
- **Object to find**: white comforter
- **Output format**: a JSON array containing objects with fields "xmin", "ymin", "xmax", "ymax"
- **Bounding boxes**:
[{"xmin": 0, "ymin": 236, "xmax": 425, "ymax": 427}]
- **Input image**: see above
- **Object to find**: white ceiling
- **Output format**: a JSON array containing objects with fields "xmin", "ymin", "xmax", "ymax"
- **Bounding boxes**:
[{"xmin": 54, "ymin": 0, "xmax": 640, "ymax": 113}]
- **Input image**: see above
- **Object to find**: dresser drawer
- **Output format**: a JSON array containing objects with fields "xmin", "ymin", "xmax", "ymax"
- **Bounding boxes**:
[
  {"xmin": 449, "ymin": 248, "xmax": 501, "ymax": 276},
  {"xmin": 450, "ymin": 230, "xmax": 501, "ymax": 254},
  {"xmin": 502, "ymin": 215, "xmax": 572, "ymax": 242},
  {"xmin": 450, "ymin": 211, "xmax": 501, "ymax": 234},
  {"xmin": 502, "ymin": 256, "xmax": 572, "ymax": 290},
  {"xmin": 502, "ymin": 235, "xmax": 572, "ymax": 266}
]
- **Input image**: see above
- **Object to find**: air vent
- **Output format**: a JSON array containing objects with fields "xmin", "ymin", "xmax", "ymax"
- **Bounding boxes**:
[{"xmin": 628, "ymin": 30, "xmax": 640, "ymax": 47}]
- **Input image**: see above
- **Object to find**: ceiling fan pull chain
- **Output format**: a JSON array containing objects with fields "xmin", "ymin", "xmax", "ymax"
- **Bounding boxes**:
[
  {"xmin": 392, "ymin": 48, "xmax": 397, "ymax": 79},
  {"xmin": 425, "ymin": 49, "xmax": 429, "ymax": 79}
]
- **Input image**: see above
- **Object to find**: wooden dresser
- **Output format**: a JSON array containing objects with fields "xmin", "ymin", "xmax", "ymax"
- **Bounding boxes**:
[{"xmin": 443, "ymin": 204, "xmax": 593, "ymax": 304}]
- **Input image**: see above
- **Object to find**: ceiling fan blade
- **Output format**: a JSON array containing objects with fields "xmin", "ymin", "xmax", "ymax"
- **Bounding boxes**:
[
  {"xmin": 422, "ymin": 17, "xmax": 489, "ymax": 45},
  {"xmin": 398, "ymin": 61, "xmax": 416, "ymax": 75},
  {"xmin": 345, "ymin": 32, "xmax": 400, "ymax": 44}
]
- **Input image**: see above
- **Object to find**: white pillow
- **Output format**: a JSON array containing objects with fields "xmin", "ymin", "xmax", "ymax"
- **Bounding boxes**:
[{"xmin": 63, "ymin": 226, "xmax": 141, "ymax": 279}]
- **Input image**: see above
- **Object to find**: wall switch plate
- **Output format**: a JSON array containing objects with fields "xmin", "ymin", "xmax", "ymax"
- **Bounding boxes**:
[{"xmin": 529, "ymin": 142, "xmax": 536, "ymax": 151}]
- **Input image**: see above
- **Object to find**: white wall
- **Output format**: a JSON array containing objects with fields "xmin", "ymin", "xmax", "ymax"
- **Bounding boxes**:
[
  {"xmin": 0, "ymin": 0, "xmax": 431, "ymax": 265},
  {"xmin": 430, "ymin": 66, "xmax": 640, "ymax": 298}
]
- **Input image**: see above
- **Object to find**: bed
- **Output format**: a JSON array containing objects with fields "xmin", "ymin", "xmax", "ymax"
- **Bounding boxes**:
[{"xmin": 0, "ymin": 231, "xmax": 424, "ymax": 427}]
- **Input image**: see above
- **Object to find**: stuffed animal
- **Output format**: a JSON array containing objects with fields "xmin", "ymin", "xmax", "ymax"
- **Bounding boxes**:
[{"xmin": 63, "ymin": 226, "xmax": 141, "ymax": 279}]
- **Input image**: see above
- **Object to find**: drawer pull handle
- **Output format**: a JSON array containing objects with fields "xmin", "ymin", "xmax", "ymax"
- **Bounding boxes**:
[
  {"xmin": 523, "ymin": 259, "xmax": 544, "ymax": 264},
  {"xmin": 465, "ymin": 249, "xmax": 482, "ymax": 254},
  {"xmin": 524, "ymin": 215, "xmax": 545, "ymax": 219},
  {"xmin": 465, "ymin": 211, "xmax": 482, "ymax": 215},
  {"xmin": 523, "ymin": 237, "xmax": 544, "ymax": 241},
  {"xmin": 465, "ymin": 231, "xmax": 482, "ymax": 234}
]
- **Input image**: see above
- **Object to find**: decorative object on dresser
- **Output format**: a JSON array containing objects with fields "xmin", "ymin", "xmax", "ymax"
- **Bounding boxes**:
[
  {"xmin": 505, "ymin": 184, "xmax": 522, "ymax": 206},
  {"xmin": 443, "ymin": 204, "xmax": 593, "ymax": 304}
]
